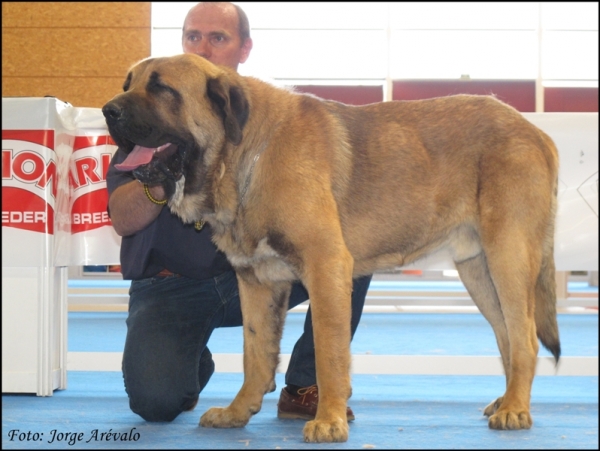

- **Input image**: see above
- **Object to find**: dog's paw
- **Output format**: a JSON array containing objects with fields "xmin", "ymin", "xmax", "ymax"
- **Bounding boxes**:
[
  {"xmin": 488, "ymin": 408, "xmax": 532, "ymax": 430},
  {"xmin": 483, "ymin": 396, "xmax": 503, "ymax": 417},
  {"xmin": 199, "ymin": 406, "xmax": 250, "ymax": 428},
  {"xmin": 303, "ymin": 418, "xmax": 348, "ymax": 443}
]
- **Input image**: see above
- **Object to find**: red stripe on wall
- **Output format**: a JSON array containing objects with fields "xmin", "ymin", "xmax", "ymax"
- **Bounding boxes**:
[{"xmin": 544, "ymin": 87, "xmax": 599, "ymax": 112}]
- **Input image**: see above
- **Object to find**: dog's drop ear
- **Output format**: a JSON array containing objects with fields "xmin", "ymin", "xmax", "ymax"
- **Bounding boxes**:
[{"xmin": 207, "ymin": 77, "xmax": 249, "ymax": 145}]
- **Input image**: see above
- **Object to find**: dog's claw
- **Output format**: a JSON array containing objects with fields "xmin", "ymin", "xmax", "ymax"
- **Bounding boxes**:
[{"xmin": 483, "ymin": 396, "xmax": 503, "ymax": 417}]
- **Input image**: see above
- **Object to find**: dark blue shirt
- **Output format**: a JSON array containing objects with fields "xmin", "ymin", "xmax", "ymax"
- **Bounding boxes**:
[{"xmin": 106, "ymin": 148, "xmax": 233, "ymax": 281}]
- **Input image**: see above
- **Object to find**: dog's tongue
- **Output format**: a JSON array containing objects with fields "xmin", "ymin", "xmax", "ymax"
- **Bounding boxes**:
[{"xmin": 114, "ymin": 143, "xmax": 170, "ymax": 171}]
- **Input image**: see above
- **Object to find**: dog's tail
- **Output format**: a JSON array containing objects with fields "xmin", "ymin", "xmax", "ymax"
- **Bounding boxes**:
[
  {"xmin": 535, "ymin": 244, "xmax": 561, "ymax": 363},
  {"xmin": 534, "ymin": 141, "xmax": 561, "ymax": 363}
]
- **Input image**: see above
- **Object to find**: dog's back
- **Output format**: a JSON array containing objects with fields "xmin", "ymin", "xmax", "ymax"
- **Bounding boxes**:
[{"xmin": 321, "ymin": 95, "xmax": 558, "ymax": 273}]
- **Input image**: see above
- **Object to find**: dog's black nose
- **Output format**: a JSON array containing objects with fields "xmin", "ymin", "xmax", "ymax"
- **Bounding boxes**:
[{"xmin": 102, "ymin": 103, "xmax": 123, "ymax": 122}]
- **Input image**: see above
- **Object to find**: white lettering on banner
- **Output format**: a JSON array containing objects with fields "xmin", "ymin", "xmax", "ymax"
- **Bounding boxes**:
[
  {"xmin": 71, "ymin": 153, "xmax": 112, "ymax": 190},
  {"xmin": 72, "ymin": 212, "xmax": 110, "ymax": 225},
  {"xmin": 2, "ymin": 149, "xmax": 57, "ymax": 192},
  {"xmin": 2, "ymin": 211, "xmax": 47, "ymax": 223}
]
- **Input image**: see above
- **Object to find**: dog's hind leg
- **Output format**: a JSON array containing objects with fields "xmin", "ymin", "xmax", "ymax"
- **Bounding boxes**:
[
  {"xmin": 477, "ymin": 229, "xmax": 541, "ymax": 430},
  {"xmin": 465, "ymin": 138, "xmax": 557, "ymax": 430},
  {"xmin": 200, "ymin": 275, "xmax": 290, "ymax": 428},
  {"xmin": 455, "ymin": 252, "xmax": 510, "ymax": 416}
]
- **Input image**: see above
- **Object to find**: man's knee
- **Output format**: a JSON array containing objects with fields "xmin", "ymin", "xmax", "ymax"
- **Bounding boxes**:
[
  {"xmin": 128, "ymin": 391, "xmax": 196, "ymax": 422},
  {"xmin": 125, "ymin": 349, "xmax": 214, "ymax": 422}
]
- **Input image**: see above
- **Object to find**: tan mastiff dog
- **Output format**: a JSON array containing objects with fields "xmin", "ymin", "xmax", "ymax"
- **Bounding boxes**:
[{"xmin": 103, "ymin": 53, "xmax": 561, "ymax": 443}]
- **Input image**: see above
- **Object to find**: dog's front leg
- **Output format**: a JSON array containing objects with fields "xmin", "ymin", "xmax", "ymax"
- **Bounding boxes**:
[
  {"xmin": 302, "ymin": 248, "xmax": 353, "ymax": 443},
  {"xmin": 200, "ymin": 273, "xmax": 290, "ymax": 428}
]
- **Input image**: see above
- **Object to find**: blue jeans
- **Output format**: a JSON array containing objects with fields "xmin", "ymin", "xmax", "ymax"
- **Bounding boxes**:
[{"xmin": 122, "ymin": 270, "xmax": 371, "ymax": 422}]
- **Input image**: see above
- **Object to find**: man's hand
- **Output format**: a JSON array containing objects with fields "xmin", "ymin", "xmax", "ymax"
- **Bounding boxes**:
[{"xmin": 108, "ymin": 181, "xmax": 166, "ymax": 236}]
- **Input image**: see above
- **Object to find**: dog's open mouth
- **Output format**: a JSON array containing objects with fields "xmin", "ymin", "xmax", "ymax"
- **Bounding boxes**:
[
  {"xmin": 114, "ymin": 142, "xmax": 178, "ymax": 172},
  {"xmin": 113, "ymin": 140, "xmax": 186, "ymax": 191}
]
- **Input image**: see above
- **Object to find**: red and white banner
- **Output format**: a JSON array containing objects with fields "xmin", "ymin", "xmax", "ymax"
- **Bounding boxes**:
[
  {"xmin": 2, "ymin": 98, "xmax": 121, "ymax": 267},
  {"xmin": 68, "ymin": 128, "xmax": 120, "ymax": 265}
]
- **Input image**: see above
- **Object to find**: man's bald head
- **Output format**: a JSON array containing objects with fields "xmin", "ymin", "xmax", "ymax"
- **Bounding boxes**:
[{"xmin": 182, "ymin": 2, "xmax": 252, "ymax": 71}]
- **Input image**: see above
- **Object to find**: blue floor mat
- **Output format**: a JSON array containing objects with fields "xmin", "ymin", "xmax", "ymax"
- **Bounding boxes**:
[{"xmin": 2, "ymin": 372, "xmax": 598, "ymax": 449}]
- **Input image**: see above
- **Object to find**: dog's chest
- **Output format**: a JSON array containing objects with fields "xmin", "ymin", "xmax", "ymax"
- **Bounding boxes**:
[{"xmin": 215, "ymin": 229, "xmax": 297, "ymax": 284}]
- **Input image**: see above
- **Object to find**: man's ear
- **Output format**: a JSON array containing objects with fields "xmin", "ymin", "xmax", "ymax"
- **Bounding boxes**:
[
  {"xmin": 206, "ymin": 76, "xmax": 249, "ymax": 145},
  {"xmin": 239, "ymin": 37, "xmax": 253, "ymax": 64}
]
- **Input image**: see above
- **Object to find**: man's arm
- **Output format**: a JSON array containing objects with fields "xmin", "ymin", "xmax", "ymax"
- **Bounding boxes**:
[{"xmin": 108, "ymin": 181, "xmax": 167, "ymax": 237}]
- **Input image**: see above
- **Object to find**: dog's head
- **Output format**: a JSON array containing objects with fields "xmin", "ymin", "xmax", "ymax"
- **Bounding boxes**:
[{"xmin": 102, "ymin": 54, "xmax": 249, "ymax": 199}]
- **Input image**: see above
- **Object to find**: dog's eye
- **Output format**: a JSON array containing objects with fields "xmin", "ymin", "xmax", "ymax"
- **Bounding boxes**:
[
  {"xmin": 149, "ymin": 81, "xmax": 179, "ymax": 98},
  {"xmin": 147, "ymin": 72, "xmax": 181, "ymax": 101}
]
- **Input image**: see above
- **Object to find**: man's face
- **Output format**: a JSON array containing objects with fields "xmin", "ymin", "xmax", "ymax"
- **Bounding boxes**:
[{"xmin": 182, "ymin": 3, "xmax": 252, "ymax": 71}]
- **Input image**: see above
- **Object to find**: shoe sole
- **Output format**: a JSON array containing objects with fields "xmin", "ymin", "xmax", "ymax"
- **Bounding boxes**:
[{"xmin": 277, "ymin": 411, "xmax": 355, "ymax": 422}]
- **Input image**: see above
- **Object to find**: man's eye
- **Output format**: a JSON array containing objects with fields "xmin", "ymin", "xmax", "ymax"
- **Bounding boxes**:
[
  {"xmin": 187, "ymin": 34, "xmax": 198, "ymax": 42},
  {"xmin": 211, "ymin": 35, "xmax": 226, "ymax": 44}
]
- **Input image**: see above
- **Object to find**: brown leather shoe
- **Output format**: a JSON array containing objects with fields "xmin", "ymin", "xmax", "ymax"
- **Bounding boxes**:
[{"xmin": 277, "ymin": 385, "xmax": 355, "ymax": 421}]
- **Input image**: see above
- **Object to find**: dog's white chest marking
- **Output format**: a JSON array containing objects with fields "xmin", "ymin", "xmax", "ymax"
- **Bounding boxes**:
[
  {"xmin": 168, "ymin": 175, "xmax": 206, "ymax": 225},
  {"xmin": 169, "ymin": 176, "xmax": 186, "ymax": 208},
  {"xmin": 228, "ymin": 237, "xmax": 296, "ymax": 283}
]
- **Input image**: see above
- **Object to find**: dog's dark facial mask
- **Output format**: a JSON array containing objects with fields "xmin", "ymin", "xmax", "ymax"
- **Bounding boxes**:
[
  {"xmin": 103, "ymin": 76, "xmax": 189, "ymax": 198},
  {"xmin": 101, "ymin": 64, "xmax": 187, "ymax": 198}
]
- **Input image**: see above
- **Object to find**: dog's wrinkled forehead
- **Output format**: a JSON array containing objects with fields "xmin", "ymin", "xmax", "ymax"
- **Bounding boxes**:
[{"xmin": 124, "ymin": 54, "xmax": 222, "ymax": 95}]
